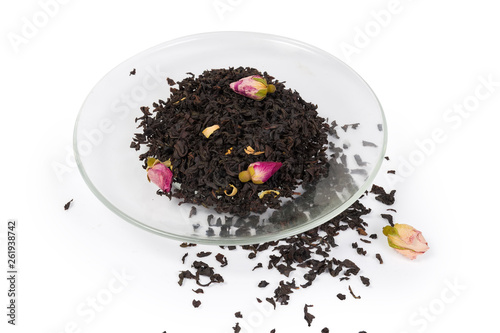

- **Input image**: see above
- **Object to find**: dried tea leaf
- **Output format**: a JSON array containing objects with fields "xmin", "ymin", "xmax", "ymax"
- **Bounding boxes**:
[
  {"xmin": 303, "ymin": 304, "xmax": 315, "ymax": 327},
  {"xmin": 181, "ymin": 253, "xmax": 188, "ymax": 264},
  {"xmin": 266, "ymin": 297, "xmax": 276, "ymax": 310},
  {"xmin": 189, "ymin": 206, "xmax": 197, "ymax": 218},
  {"xmin": 215, "ymin": 253, "xmax": 228, "ymax": 267},
  {"xmin": 64, "ymin": 199, "xmax": 73, "ymax": 210},
  {"xmin": 258, "ymin": 280, "xmax": 270, "ymax": 288},
  {"xmin": 362, "ymin": 140, "xmax": 377, "ymax": 147},
  {"xmin": 180, "ymin": 243, "xmax": 197, "ymax": 248},
  {"xmin": 360, "ymin": 276, "xmax": 370, "ymax": 287},
  {"xmin": 252, "ymin": 263, "xmax": 263, "ymax": 271},
  {"xmin": 166, "ymin": 77, "xmax": 176, "ymax": 86},
  {"xmin": 381, "ymin": 213, "xmax": 394, "ymax": 227},
  {"xmin": 349, "ymin": 285, "xmax": 361, "ymax": 299}
]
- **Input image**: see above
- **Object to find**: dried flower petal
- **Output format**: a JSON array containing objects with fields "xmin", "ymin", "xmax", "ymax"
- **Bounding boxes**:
[
  {"xmin": 173, "ymin": 97, "xmax": 186, "ymax": 105},
  {"xmin": 244, "ymin": 146, "xmax": 265, "ymax": 155},
  {"xmin": 146, "ymin": 158, "xmax": 173, "ymax": 192},
  {"xmin": 224, "ymin": 184, "xmax": 238, "ymax": 197},
  {"xmin": 202, "ymin": 125, "xmax": 220, "ymax": 138},
  {"xmin": 244, "ymin": 146, "xmax": 255, "ymax": 154},
  {"xmin": 258, "ymin": 190, "xmax": 280, "ymax": 199},
  {"xmin": 229, "ymin": 75, "xmax": 276, "ymax": 101},
  {"xmin": 225, "ymin": 147, "xmax": 233, "ymax": 155},
  {"xmin": 382, "ymin": 223, "xmax": 429, "ymax": 260}
]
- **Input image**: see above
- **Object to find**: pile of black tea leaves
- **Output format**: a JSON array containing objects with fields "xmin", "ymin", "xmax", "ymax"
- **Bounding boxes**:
[{"xmin": 131, "ymin": 67, "xmax": 330, "ymax": 216}]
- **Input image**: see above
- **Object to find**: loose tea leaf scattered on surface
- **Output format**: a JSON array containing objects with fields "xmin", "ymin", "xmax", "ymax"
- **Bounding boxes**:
[
  {"xmin": 215, "ymin": 253, "xmax": 228, "ymax": 267},
  {"xmin": 349, "ymin": 285, "xmax": 361, "ymax": 299},
  {"xmin": 381, "ymin": 213, "xmax": 394, "ymax": 227},
  {"xmin": 64, "ymin": 199, "xmax": 73, "ymax": 210},
  {"xmin": 258, "ymin": 280, "xmax": 270, "ymax": 288},
  {"xmin": 303, "ymin": 304, "xmax": 315, "ymax": 327},
  {"xmin": 370, "ymin": 185, "xmax": 396, "ymax": 205},
  {"xmin": 360, "ymin": 276, "xmax": 370, "ymax": 287}
]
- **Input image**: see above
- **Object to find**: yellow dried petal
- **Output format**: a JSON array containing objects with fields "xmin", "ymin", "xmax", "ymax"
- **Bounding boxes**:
[
  {"xmin": 244, "ymin": 146, "xmax": 255, "ymax": 154},
  {"xmin": 244, "ymin": 146, "xmax": 265, "ymax": 155},
  {"xmin": 202, "ymin": 124, "xmax": 220, "ymax": 138},
  {"xmin": 173, "ymin": 97, "xmax": 187, "ymax": 105},
  {"xmin": 225, "ymin": 147, "xmax": 233, "ymax": 155},
  {"xmin": 224, "ymin": 184, "xmax": 238, "ymax": 197},
  {"xmin": 258, "ymin": 190, "xmax": 280, "ymax": 199}
]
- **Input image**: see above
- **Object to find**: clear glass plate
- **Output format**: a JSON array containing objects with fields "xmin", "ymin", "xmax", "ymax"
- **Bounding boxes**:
[{"xmin": 74, "ymin": 31, "xmax": 387, "ymax": 245}]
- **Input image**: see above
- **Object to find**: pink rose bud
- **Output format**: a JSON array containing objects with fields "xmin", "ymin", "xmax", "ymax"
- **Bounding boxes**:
[
  {"xmin": 229, "ymin": 75, "xmax": 276, "ymax": 101},
  {"xmin": 383, "ymin": 223, "xmax": 429, "ymax": 260},
  {"xmin": 238, "ymin": 161, "xmax": 282, "ymax": 184},
  {"xmin": 146, "ymin": 158, "xmax": 173, "ymax": 193}
]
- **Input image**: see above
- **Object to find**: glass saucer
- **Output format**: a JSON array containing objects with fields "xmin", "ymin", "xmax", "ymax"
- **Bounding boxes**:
[{"xmin": 74, "ymin": 31, "xmax": 387, "ymax": 245}]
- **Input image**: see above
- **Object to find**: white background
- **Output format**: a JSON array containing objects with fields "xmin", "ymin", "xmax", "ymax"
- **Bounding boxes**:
[{"xmin": 1, "ymin": 0, "xmax": 499, "ymax": 332}]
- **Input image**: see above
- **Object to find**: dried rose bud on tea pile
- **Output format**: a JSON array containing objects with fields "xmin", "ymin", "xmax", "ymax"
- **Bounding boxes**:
[{"xmin": 131, "ymin": 67, "xmax": 330, "ymax": 215}]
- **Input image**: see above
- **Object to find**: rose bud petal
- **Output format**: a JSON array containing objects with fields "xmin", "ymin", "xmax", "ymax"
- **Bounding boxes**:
[
  {"xmin": 382, "ymin": 223, "xmax": 429, "ymax": 260},
  {"xmin": 229, "ymin": 75, "xmax": 276, "ymax": 101},
  {"xmin": 248, "ymin": 161, "xmax": 282, "ymax": 184},
  {"xmin": 146, "ymin": 159, "xmax": 173, "ymax": 193}
]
